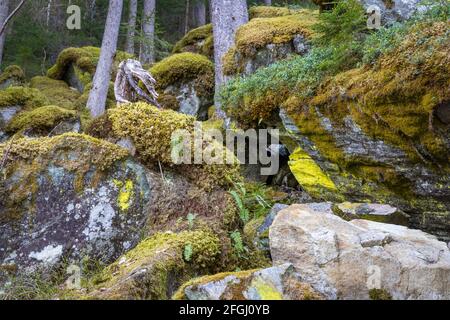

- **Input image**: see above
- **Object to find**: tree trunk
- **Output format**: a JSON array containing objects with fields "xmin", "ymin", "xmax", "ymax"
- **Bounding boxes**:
[
  {"xmin": 86, "ymin": 0, "xmax": 123, "ymax": 118},
  {"xmin": 184, "ymin": 0, "xmax": 190, "ymax": 34},
  {"xmin": 210, "ymin": 0, "xmax": 248, "ymax": 115},
  {"xmin": 0, "ymin": 0, "xmax": 9, "ymax": 68},
  {"xmin": 125, "ymin": 0, "xmax": 138, "ymax": 55},
  {"xmin": 193, "ymin": 0, "xmax": 206, "ymax": 27},
  {"xmin": 263, "ymin": 0, "xmax": 272, "ymax": 5},
  {"xmin": 140, "ymin": 0, "xmax": 156, "ymax": 64}
]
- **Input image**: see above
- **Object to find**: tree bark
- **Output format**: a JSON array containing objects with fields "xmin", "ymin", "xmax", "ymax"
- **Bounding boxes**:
[
  {"xmin": 210, "ymin": 0, "xmax": 248, "ymax": 115},
  {"xmin": 0, "ymin": 0, "xmax": 9, "ymax": 67},
  {"xmin": 125, "ymin": 0, "xmax": 138, "ymax": 55},
  {"xmin": 86, "ymin": 0, "xmax": 124, "ymax": 118},
  {"xmin": 140, "ymin": 0, "xmax": 156, "ymax": 64},
  {"xmin": 193, "ymin": 0, "xmax": 206, "ymax": 27},
  {"xmin": 184, "ymin": 0, "xmax": 190, "ymax": 34},
  {"xmin": 263, "ymin": 0, "xmax": 272, "ymax": 5}
]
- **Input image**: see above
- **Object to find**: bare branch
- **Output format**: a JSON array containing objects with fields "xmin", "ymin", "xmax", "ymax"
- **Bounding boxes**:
[{"xmin": 0, "ymin": 0, "xmax": 27, "ymax": 37}]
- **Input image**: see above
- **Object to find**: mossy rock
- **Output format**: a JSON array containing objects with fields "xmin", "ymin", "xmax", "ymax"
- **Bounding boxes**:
[
  {"xmin": 106, "ymin": 102, "xmax": 241, "ymax": 190},
  {"xmin": 172, "ymin": 24, "xmax": 214, "ymax": 58},
  {"xmin": 0, "ymin": 86, "xmax": 49, "ymax": 111},
  {"xmin": 0, "ymin": 133, "xmax": 152, "ymax": 288},
  {"xmin": 30, "ymin": 76, "xmax": 81, "ymax": 110},
  {"xmin": 47, "ymin": 46, "xmax": 133, "ymax": 92},
  {"xmin": 223, "ymin": 10, "xmax": 318, "ymax": 76},
  {"xmin": 87, "ymin": 230, "xmax": 221, "ymax": 300},
  {"xmin": 5, "ymin": 105, "xmax": 79, "ymax": 136},
  {"xmin": 249, "ymin": 6, "xmax": 296, "ymax": 19},
  {"xmin": 0, "ymin": 65, "xmax": 25, "ymax": 89},
  {"xmin": 173, "ymin": 263, "xmax": 323, "ymax": 300}
]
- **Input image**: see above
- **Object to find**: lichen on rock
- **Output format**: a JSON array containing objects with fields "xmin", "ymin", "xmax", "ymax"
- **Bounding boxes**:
[{"xmin": 0, "ymin": 65, "xmax": 26, "ymax": 89}]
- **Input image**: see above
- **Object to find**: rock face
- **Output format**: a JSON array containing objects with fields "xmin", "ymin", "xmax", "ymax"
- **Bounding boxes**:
[
  {"xmin": 334, "ymin": 202, "xmax": 409, "ymax": 225},
  {"xmin": 270, "ymin": 204, "xmax": 450, "ymax": 300},
  {"xmin": 175, "ymin": 263, "xmax": 322, "ymax": 300},
  {"xmin": 359, "ymin": 0, "xmax": 423, "ymax": 25},
  {"xmin": 0, "ymin": 106, "xmax": 21, "ymax": 142},
  {"xmin": 230, "ymin": 34, "xmax": 310, "ymax": 77},
  {"xmin": 0, "ymin": 134, "xmax": 151, "ymax": 286}
]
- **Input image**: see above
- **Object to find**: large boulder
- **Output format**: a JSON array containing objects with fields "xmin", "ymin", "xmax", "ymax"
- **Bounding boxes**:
[
  {"xmin": 0, "ymin": 134, "xmax": 151, "ymax": 287},
  {"xmin": 172, "ymin": 24, "xmax": 214, "ymax": 59},
  {"xmin": 174, "ymin": 263, "xmax": 322, "ymax": 300},
  {"xmin": 150, "ymin": 53, "xmax": 214, "ymax": 120},
  {"xmin": 359, "ymin": 0, "xmax": 424, "ymax": 25},
  {"xmin": 270, "ymin": 204, "xmax": 450, "ymax": 300},
  {"xmin": 223, "ymin": 11, "xmax": 317, "ymax": 77},
  {"xmin": 0, "ymin": 66, "xmax": 25, "ymax": 89}
]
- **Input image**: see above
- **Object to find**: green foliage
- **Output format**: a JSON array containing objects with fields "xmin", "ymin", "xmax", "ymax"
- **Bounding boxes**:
[
  {"xmin": 230, "ymin": 230, "xmax": 245, "ymax": 255},
  {"xmin": 183, "ymin": 243, "xmax": 193, "ymax": 262},
  {"xmin": 187, "ymin": 213, "xmax": 197, "ymax": 230}
]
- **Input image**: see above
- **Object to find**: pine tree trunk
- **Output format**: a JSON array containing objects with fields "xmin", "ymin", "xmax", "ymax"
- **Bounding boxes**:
[
  {"xmin": 264, "ymin": 0, "xmax": 272, "ymax": 5},
  {"xmin": 0, "ymin": 0, "xmax": 9, "ymax": 68},
  {"xmin": 184, "ymin": 0, "xmax": 190, "ymax": 34},
  {"xmin": 193, "ymin": 0, "xmax": 206, "ymax": 27},
  {"xmin": 125, "ymin": 0, "xmax": 138, "ymax": 55},
  {"xmin": 86, "ymin": 0, "xmax": 123, "ymax": 118},
  {"xmin": 140, "ymin": 0, "xmax": 156, "ymax": 64},
  {"xmin": 210, "ymin": 0, "xmax": 248, "ymax": 115}
]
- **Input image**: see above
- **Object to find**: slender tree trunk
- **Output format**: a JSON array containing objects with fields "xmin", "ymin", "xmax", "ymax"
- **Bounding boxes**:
[
  {"xmin": 264, "ymin": 0, "xmax": 272, "ymax": 5},
  {"xmin": 0, "ymin": 0, "xmax": 9, "ymax": 68},
  {"xmin": 125, "ymin": 0, "xmax": 138, "ymax": 55},
  {"xmin": 193, "ymin": 0, "xmax": 206, "ymax": 27},
  {"xmin": 210, "ymin": 0, "xmax": 248, "ymax": 115},
  {"xmin": 184, "ymin": 0, "xmax": 190, "ymax": 34},
  {"xmin": 140, "ymin": 0, "xmax": 156, "ymax": 64},
  {"xmin": 86, "ymin": 0, "xmax": 123, "ymax": 117}
]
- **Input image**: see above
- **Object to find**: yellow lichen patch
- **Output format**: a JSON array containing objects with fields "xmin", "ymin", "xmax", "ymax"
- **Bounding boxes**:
[
  {"xmin": 288, "ymin": 147, "xmax": 337, "ymax": 196},
  {"xmin": 0, "ymin": 86, "xmax": 49, "ymax": 110},
  {"xmin": 251, "ymin": 278, "xmax": 283, "ymax": 300},
  {"xmin": 113, "ymin": 179, "xmax": 134, "ymax": 212},
  {"xmin": 172, "ymin": 24, "xmax": 213, "ymax": 57},
  {"xmin": 5, "ymin": 105, "xmax": 78, "ymax": 135},
  {"xmin": 150, "ymin": 52, "xmax": 214, "ymax": 94},
  {"xmin": 30, "ymin": 76, "xmax": 81, "ymax": 110}
]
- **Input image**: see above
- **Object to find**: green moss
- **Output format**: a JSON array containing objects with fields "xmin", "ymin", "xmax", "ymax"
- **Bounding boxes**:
[
  {"xmin": 369, "ymin": 288, "xmax": 392, "ymax": 300},
  {"xmin": 0, "ymin": 86, "xmax": 49, "ymax": 110},
  {"xmin": 288, "ymin": 147, "xmax": 338, "ymax": 197},
  {"xmin": 30, "ymin": 76, "xmax": 81, "ymax": 110},
  {"xmin": 47, "ymin": 46, "xmax": 133, "ymax": 84},
  {"xmin": 249, "ymin": 6, "xmax": 293, "ymax": 19},
  {"xmin": 304, "ymin": 21, "xmax": 450, "ymax": 166},
  {"xmin": 6, "ymin": 105, "xmax": 78, "ymax": 134},
  {"xmin": 108, "ymin": 102, "xmax": 241, "ymax": 190},
  {"xmin": 91, "ymin": 230, "xmax": 221, "ymax": 299},
  {"xmin": 0, "ymin": 65, "xmax": 25, "ymax": 85},
  {"xmin": 150, "ymin": 52, "xmax": 214, "ymax": 94},
  {"xmin": 172, "ymin": 24, "xmax": 213, "ymax": 57}
]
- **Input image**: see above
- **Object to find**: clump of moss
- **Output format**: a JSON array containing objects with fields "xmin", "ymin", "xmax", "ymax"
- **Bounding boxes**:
[
  {"xmin": 108, "ymin": 102, "xmax": 241, "ymax": 190},
  {"xmin": 172, "ymin": 24, "xmax": 214, "ymax": 58},
  {"xmin": 30, "ymin": 76, "xmax": 81, "ymax": 110},
  {"xmin": 369, "ymin": 288, "xmax": 392, "ymax": 300},
  {"xmin": 150, "ymin": 52, "xmax": 214, "ymax": 95},
  {"xmin": 0, "ymin": 86, "xmax": 49, "ymax": 110},
  {"xmin": 5, "ymin": 106, "xmax": 78, "ymax": 135},
  {"xmin": 0, "ymin": 65, "xmax": 25, "ymax": 86},
  {"xmin": 47, "ymin": 46, "xmax": 133, "ymax": 86},
  {"xmin": 249, "ymin": 6, "xmax": 294, "ymax": 19},
  {"xmin": 223, "ymin": 11, "xmax": 318, "ymax": 76}
]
